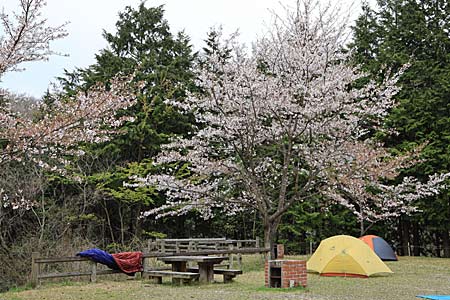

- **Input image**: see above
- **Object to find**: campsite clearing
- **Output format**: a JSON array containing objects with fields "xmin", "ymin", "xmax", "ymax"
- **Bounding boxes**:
[{"xmin": 3, "ymin": 255, "xmax": 450, "ymax": 300}]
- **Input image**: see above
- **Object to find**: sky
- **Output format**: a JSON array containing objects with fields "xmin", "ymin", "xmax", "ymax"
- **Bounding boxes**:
[{"xmin": 1, "ymin": 0, "xmax": 372, "ymax": 98}]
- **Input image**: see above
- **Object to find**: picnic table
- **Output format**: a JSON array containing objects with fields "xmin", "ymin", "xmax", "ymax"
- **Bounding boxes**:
[{"xmin": 157, "ymin": 255, "xmax": 228, "ymax": 283}]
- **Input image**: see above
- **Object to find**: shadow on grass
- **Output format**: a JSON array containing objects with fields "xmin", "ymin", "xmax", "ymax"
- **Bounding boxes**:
[{"xmin": 254, "ymin": 285, "xmax": 308, "ymax": 293}]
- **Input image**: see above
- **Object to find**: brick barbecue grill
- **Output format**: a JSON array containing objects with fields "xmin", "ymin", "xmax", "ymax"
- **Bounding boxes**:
[{"xmin": 265, "ymin": 260, "xmax": 307, "ymax": 288}]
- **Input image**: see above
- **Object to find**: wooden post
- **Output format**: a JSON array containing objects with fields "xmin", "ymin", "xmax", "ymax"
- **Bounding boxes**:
[
  {"xmin": 31, "ymin": 252, "xmax": 40, "ymax": 288},
  {"xmin": 149, "ymin": 239, "xmax": 157, "ymax": 252},
  {"xmin": 175, "ymin": 241, "xmax": 180, "ymax": 253},
  {"xmin": 90, "ymin": 261, "xmax": 97, "ymax": 283},
  {"xmin": 141, "ymin": 257, "xmax": 148, "ymax": 280},
  {"xmin": 161, "ymin": 240, "xmax": 166, "ymax": 254},
  {"xmin": 237, "ymin": 242, "xmax": 242, "ymax": 269},
  {"xmin": 198, "ymin": 262, "xmax": 214, "ymax": 283},
  {"xmin": 228, "ymin": 244, "xmax": 234, "ymax": 269},
  {"xmin": 194, "ymin": 241, "xmax": 199, "ymax": 251},
  {"xmin": 256, "ymin": 237, "xmax": 264, "ymax": 263},
  {"xmin": 188, "ymin": 241, "xmax": 194, "ymax": 268}
]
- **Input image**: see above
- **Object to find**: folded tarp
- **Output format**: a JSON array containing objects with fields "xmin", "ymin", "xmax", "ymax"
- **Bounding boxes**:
[
  {"xmin": 417, "ymin": 296, "xmax": 450, "ymax": 300},
  {"xmin": 77, "ymin": 248, "xmax": 118, "ymax": 270},
  {"xmin": 77, "ymin": 248, "xmax": 143, "ymax": 275},
  {"xmin": 111, "ymin": 251, "xmax": 143, "ymax": 274}
]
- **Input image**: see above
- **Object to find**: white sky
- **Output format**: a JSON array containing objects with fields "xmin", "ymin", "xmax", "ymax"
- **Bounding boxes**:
[{"xmin": 1, "ymin": 0, "xmax": 371, "ymax": 98}]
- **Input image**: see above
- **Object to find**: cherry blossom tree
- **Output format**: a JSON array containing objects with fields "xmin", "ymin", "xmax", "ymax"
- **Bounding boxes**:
[
  {"xmin": 1, "ymin": 80, "xmax": 136, "ymax": 165},
  {"xmin": 0, "ymin": 0, "xmax": 67, "ymax": 77},
  {"xmin": 0, "ymin": 80, "xmax": 137, "ymax": 209},
  {"xmin": 325, "ymin": 140, "xmax": 449, "ymax": 235},
  {"xmin": 0, "ymin": 0, "xmax": 138, "ymax": 210},
  {"xmin": 0, "ymin": 0, "xmax": 142, "ymax": 280},
  {"xmin": 126, "ymin": 0, "xmax": 412, "ymax": 254}
]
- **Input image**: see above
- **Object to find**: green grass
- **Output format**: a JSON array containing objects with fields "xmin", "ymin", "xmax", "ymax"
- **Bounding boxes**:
[{"xmin": 3, "ymin": 255, "xmax": 450, "ymax": 300}]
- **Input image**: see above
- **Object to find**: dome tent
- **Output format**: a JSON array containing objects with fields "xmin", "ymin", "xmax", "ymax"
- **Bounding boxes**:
[
  {"xmin": 307, "ymin": 235, "xmax": 393, "ymax": 277},
  {"xmin": 360, "ymin": 235, "xmax": 398, "ymax": 261}
]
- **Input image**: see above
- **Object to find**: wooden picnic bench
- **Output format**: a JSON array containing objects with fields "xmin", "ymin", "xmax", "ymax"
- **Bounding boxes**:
[
  {"xmin": 157, "ymin": 256, "xmax": 228, "ymax": 283},
  {"xmin": 187, "ymin": 267, "xmax": 243, "ymax": 283},
  {"xmin": 144, "ymin": 270, "xmax": 199, "ymax": 285}
]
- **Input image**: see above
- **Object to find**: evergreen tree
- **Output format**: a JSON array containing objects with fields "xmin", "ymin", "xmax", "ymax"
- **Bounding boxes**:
[
  {"xmin": 57, "ymin": 3, "xmax": 198, "ymax": 244},
  {"xmin": 65, "ymin": 3, "xmax": 197, "ymax": 161},
  {"xmin": 351, "ymin": 0, "xmax": 450, "ymax": 256}
]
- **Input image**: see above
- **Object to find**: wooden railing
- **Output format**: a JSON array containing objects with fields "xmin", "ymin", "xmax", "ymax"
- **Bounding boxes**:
[
  {"xmin": 147, "ymin": 237, "xmax": 261, "ymax": 268},
  {"xmin": 148, "ymin": 238, "xmax": 260, "ymax": 252},
  {"xmin": 30, "ymin": 240, "xmax": 269, "ymax": 287},
  {"xmin": 30, "ymin": 252, "xmax": 122, "ymax": 287}
]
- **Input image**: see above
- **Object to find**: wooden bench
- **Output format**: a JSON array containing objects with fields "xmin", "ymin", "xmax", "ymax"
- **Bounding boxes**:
[
  {"xmin": 144, "ymin": 270, "xmax": 199, "ymax": 285},
  {"xmin": 187, "ymin": 267, "xmax": 242, "ymax": 283}
]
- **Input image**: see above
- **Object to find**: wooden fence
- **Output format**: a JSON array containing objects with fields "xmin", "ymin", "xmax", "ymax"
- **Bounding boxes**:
[
  {"xmin": 30, "ymin": 252, "xmax": 120, "ymax": 287},
  {"xmin": 30, "ymin": 238, "xmax": 268, "ymax": 287},
  {"xmin": 147, "ymin": 238, "xmax": 262, "ymax": 269},
  {"xmin": 147, "ymin": 237, "xmax": 260, "ymax": 253}
]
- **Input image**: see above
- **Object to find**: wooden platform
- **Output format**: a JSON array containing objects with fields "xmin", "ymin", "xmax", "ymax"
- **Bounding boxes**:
[
  {"xmin": 187, "ymin": 267, "xmax": 243, "ymax": 282},
  {"xmin": 144, "ymin": 270, "xmax": 199, "ymax": 285}
]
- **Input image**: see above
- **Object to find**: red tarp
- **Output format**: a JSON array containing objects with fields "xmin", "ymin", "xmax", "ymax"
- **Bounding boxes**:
[{"xmin": 111, "ymin": 252, "xmax": 143, "ymax": 274}]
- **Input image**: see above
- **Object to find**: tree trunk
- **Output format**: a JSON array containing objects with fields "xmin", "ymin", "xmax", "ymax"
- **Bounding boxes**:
[
  {"xmin": 102, "ymin": 199, "xmax": 116, "ymax": 244},
  {"xmin": 118, "ymin": 203, "xmax": 125, "ymax": 245},
  {"xmin": 134, "ymin": 203, "xmax": 142, "ymax": 239},
  {"xmin": 445, "ymin": 192, "xmax": 450, "ymax": 258},
  {"xmin": 399, "ymin": 217, "xmax": 410, "ymax": 256},
  {"xmin": 442, "ymin": 230, "xmax": 450, "ymax": 258},
  {"xmin": 36, "ymin": 186, "xmax": 47, "ymax": 249},
  {"xmin": 360, "ymin": 219, "xmax": 365, "ymax": 236},
  {"xmin": 412, "ymin": 222, "xmax": 420, "ymax": 256},
  {"xmin": 263, "ymin": 217, "xmax": 281, "ymax": 259},
  {"xmin": 434, "ymin": 231, "xmax": 441, "ymax": 257},
  {"xmin": 359, "ymin": 209, "xmax": 366, "ymax": 236}
]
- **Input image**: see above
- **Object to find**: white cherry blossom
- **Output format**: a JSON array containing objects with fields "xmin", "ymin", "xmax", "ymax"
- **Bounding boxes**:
[{"xmin": 131, "ymin": 0, "xmax": 412, "ymax": 251}]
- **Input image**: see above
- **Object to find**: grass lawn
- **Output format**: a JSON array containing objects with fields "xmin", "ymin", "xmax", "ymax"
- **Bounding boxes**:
[{"xmin": 3, "ymin": 255, "xmax": 450, "ymax": 300}]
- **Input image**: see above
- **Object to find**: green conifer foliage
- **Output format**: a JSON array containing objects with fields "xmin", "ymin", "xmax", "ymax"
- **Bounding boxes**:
[
  {"xmin": 57, "ymin": 3, "xmax": 197, "ymax": 242},
  {"xmin": 350, "ymin": 0, "xmax": 450, "ymax": 254}
]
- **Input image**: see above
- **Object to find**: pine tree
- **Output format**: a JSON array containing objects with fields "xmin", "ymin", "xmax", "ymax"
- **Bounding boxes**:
[
  {"xmin": 68, "ymin": 3, "xmax": 197, "ymax": 161},
  {"xmin": 57, "ymin": 3, "xmax": 197, "ymax": 243},
  {"xmin": 350, "ymin": 0, "xmax": 450, "ymax": 256}
]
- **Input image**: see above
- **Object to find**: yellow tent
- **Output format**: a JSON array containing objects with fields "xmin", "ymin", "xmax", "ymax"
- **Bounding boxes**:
[{"xmin": 307, "ymin": 235, "xmax": 393, "ymax": 277}]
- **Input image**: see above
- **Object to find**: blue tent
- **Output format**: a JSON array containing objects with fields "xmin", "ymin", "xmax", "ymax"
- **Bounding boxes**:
[{"xmin": 360, "ymin": 235, "xmax": 398, "ymax": 261}]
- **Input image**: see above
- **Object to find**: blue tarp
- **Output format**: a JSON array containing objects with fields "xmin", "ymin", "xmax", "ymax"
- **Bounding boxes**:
[
  {"xmin": 76, "ymin": 248, "xmax": 119, "ymax": 270},
  {"xmin": 417, "ymin": 296, "xmax": 450, "ymax": 300}
]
